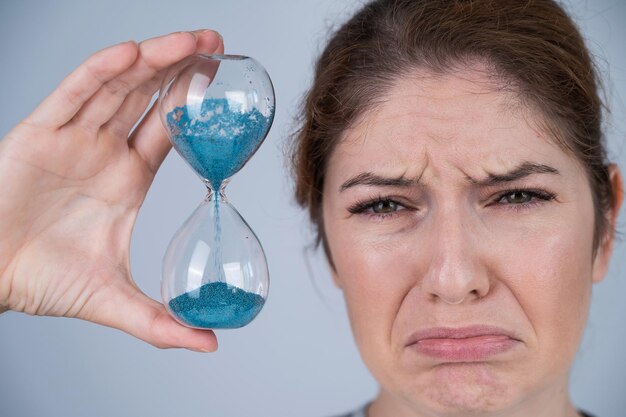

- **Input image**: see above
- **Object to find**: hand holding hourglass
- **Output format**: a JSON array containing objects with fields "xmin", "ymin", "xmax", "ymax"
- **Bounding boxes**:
[{"xmin": 0, "ymin": 31, "xmax": 224, "ymax": 352}]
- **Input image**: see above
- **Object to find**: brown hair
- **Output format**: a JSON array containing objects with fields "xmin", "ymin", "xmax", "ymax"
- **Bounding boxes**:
[{"xmin": 291, "ymin": 0, "xmax": 616, "ymax": 259}]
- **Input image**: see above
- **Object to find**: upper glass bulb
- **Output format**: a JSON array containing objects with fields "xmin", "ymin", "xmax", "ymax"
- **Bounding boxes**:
[{"xmin": 158, "ymin": 54, "xmax": 275, "ymax": 189}]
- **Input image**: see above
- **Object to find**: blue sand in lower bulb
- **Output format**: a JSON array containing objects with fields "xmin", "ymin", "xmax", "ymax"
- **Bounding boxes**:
[
  {"xmin": 166, "ymin": 98, "xmax": 273, "ymax": 189},
  {"xmin": 168, "ymin": 281, "xmax": 265, "ymax": 328}
]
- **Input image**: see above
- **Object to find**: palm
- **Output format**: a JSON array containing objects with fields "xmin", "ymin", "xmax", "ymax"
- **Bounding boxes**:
[
  {"xmin": 1, "ymin": 123, "xmax": 149, "ymax": 316},
  {"xmin": 0, "ymin": 31, "xmax": 222, "ymax": 352}
]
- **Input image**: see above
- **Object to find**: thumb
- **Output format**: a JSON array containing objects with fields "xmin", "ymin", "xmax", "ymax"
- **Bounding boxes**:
[{"xmin": 94, "ymin": 283, "xmax": 218, "ymax": 352}]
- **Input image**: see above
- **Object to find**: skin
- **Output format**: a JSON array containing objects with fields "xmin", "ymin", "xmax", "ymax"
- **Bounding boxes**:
[
  {"xmin": 0, "ymin": 30, "xmax": 224, "ymax": 353},
  {"xmin": 322, "ymin": 65, "xmax": 623, "ymax": 417}
]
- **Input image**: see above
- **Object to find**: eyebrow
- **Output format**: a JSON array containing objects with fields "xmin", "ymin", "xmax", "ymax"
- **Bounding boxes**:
[
  {"xmin": 339, "ymin": 172, "xmax": 417, "ymax": 192},
  {"xmin": 339, "ymin": 161, "xmax": 560, "ymax": 192},
  {"xmin": 472, "ymin": 162, "xmax": 560, "ymax": 186}
]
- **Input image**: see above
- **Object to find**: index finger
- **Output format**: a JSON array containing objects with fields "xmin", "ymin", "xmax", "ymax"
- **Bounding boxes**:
[{"xmin": 25, "ymin": 40, "xmax": 139, "ymax": 129}]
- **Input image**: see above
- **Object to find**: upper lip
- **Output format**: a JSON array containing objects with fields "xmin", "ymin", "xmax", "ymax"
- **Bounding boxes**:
[{"xmin": 406, "ymin": 325, "xmax": 520, "ymax": 347}]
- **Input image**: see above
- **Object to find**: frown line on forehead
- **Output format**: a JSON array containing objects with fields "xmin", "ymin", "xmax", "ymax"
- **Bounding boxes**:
[{"xmin": 339, "ymin": 161, "xmax": 560, "ymax": 192}]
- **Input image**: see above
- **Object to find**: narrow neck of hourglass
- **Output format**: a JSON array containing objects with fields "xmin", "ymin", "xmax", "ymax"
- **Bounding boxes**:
[{"xmin": 206, "ymin": 180, "xmax": 228, "ymax": 202}]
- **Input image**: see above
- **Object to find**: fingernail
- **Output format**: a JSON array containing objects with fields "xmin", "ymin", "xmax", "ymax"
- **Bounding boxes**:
[
  {"xmin": 189, "ymin": 347, "xmax": 211, "ymax": 353},
  {"xmin": 168, "ymin": 30, "xmax": 196, "ymax": 41},
  {"xmin": 195, "ymin": 29, "xmax": 222, "ymax": 41},
  {"xmin": 189, "ymin": 344, "xmax": 218, "ymax": 353}
]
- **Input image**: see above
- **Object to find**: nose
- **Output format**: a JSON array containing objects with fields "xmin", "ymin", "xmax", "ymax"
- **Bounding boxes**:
[{"xmin": 421, "ymin": 209, "xmax": 491, "ymax": 305}]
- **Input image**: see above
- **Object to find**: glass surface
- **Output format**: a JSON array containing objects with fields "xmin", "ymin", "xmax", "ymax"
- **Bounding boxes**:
[{"xmin": 158, "ymin": 54, "xmax": 274, "ymax": 329}]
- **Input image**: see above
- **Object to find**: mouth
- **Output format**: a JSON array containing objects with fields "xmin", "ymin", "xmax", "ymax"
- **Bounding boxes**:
[{"xmin": 406, "ymin": 325, "xmax": 521, "ymax": 362}]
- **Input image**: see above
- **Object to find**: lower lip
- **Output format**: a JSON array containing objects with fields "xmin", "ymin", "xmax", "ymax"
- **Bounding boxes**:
[{"xmin": 409, "ymin": 335, "xmax": 518, "ymax": 362}]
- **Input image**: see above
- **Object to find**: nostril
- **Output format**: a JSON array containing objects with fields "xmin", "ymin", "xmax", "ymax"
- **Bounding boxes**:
[{"xmin": 426, "ymin": 282, "xmax": 488, "ymax": 305}]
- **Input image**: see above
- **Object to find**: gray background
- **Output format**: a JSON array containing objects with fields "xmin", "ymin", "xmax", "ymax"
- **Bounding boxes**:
[{"xmin": 0, "ymin": 1, "xmax": 624, "ymax": 416}]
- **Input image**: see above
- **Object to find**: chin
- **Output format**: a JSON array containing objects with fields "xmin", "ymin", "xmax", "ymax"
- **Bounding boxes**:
[{"xmin": 393, "ymin": 363, "xmax": 523, "ymax": 416}]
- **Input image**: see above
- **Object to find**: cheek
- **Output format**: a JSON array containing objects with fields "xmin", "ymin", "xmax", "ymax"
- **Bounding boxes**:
[
  {"xmin": 329, "ymin": 227, "xmax": 419, "ymax": 373},
  {"xmin": 501, "ymin": 189, "xmax": 596, "ymax": 364},
  {"xmin": 462, "ymin": 205, "xmax": 598, "ymax": 402},
  {"xmin": 504, "ymin": 228, "xmax": 593, "ymax": 362}
]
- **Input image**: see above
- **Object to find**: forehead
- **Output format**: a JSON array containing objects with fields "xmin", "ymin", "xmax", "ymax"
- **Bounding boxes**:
[{"xmin": 327, "ymin": 66, "xmax": 572, "ymax": 182}]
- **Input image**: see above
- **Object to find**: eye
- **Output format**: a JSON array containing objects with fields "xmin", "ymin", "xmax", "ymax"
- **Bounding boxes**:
[
  {"xmin": 371, "ymin": 200, "xmax": 399, "ymax": 214},
  {"xmin": 347, "ymin": 197, "xmax": 410, "ymax": 217},
  {"xmin": 500, "ymin": 191, "xmax": 533, "ymax": 204},
  {"xmin": 493, "ymin": 188, "xmax": 556, "ymax": 208}
]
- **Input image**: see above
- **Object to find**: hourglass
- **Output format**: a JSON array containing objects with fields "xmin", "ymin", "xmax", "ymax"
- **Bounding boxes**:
[{"xmin": 158, "ymin": 55, "xmax": 274, "ymax": 329}]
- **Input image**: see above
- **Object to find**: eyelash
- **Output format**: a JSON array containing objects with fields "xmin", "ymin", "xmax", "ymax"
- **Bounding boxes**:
[
  {"xmin": 347, "ymin": 196, "xmax": 411, "ymax": 220},
  {"xmin": 490, "ymin": 188, "xmax": 556, "ymax": 211},
  {"xmin": 347, "ymin": 188, "xmax": 556, "ymax": 219}
]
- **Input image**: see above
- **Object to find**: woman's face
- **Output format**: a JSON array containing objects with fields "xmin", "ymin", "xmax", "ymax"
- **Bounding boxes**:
[{"xmin": 322, "ymin": 66, "xmax": 614, "ymax": 415}]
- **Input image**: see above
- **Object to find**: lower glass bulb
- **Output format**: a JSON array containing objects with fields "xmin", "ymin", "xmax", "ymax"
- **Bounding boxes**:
[{"xmin": 162, "ymin": 192, "xmax": 269, "ymax": 329}]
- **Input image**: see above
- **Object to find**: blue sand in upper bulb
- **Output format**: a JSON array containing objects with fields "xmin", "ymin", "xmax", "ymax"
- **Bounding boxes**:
[
  {"xmin": 168, "ymin": 281, "xmax": 265, "ymax": 328},
  {"xmin": 166, "ymin": 98, "xmax": 273, "ymax": 189}
]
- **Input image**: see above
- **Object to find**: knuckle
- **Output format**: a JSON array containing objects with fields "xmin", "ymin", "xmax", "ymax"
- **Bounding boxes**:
[{"xmin": 104, "ymin": 77, "xmax": 133, "ymax": 97}]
